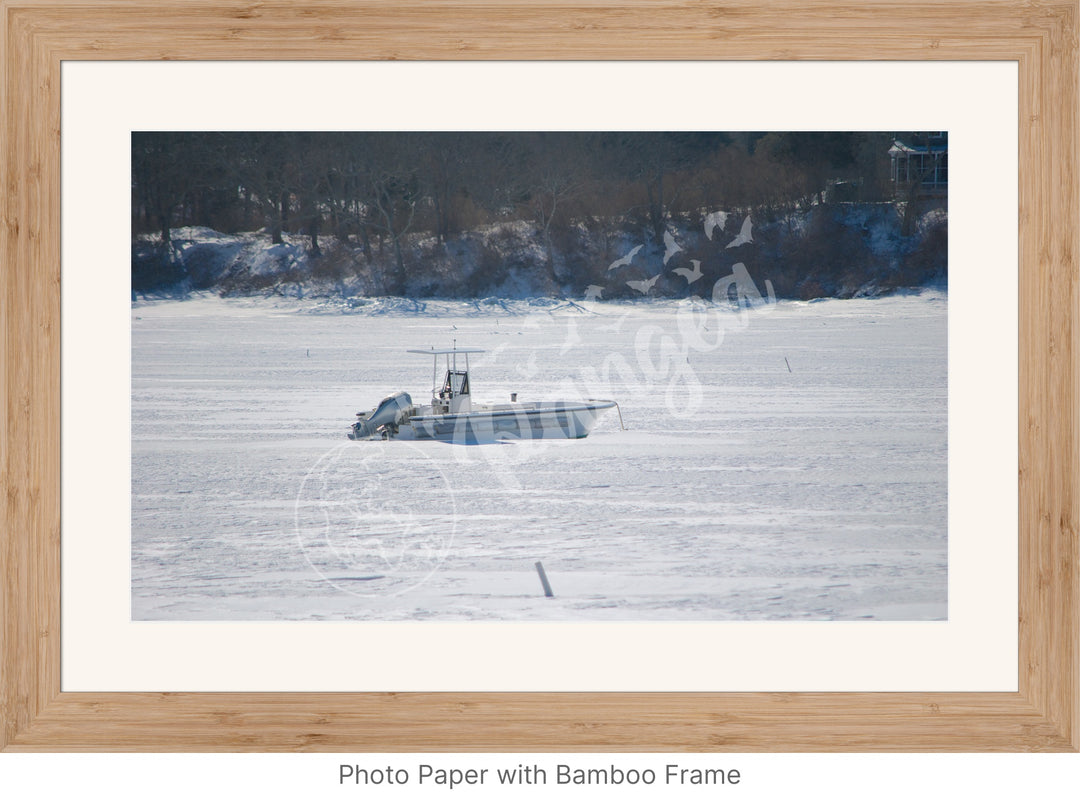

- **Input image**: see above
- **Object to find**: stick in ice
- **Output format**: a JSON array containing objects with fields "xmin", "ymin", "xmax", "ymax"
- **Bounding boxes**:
[{"xmin": 535, "ymin": 561, "xmax": 554, "ymax": 598}]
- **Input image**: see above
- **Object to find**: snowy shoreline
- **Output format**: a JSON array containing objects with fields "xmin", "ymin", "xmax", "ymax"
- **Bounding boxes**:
[
  {"xmin": 132, "ymin": 199, "xmax": 947, "ymax": 304},
  {"xmin": 132, "ymin": 286, "xmax": 947, "ymax": 318}
]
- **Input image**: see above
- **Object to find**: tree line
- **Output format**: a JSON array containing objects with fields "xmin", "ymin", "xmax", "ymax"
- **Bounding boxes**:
[{"xmin": 132, "ymin": 131, "xmax": 902, "ymax": 271}]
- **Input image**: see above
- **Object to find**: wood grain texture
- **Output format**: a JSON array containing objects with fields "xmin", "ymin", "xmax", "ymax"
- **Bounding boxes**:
[{"xmin": 1, "ymin": 0, "xmax": 1077, "ymax": 752}]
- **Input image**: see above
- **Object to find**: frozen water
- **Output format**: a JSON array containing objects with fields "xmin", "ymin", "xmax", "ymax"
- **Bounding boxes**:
[{"xmin": 131, "ymin": 291, "xmax": 947, "ymax": 620}]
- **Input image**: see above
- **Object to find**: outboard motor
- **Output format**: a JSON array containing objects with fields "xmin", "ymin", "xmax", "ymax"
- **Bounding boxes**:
[{"xmin": 348, "ymin": 392, "xmax": 413, "ymax": 439}]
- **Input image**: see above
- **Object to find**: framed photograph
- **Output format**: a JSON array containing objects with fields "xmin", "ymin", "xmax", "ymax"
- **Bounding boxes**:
[{"xmin": 2, "ymin": 1, "xmax": 1076, "ymax": 751}]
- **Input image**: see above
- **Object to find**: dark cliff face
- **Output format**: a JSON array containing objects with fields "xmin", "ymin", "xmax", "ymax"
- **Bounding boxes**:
[{"xmin": 132, "ymin": 204, "xmax": 947, "ymax": 301}]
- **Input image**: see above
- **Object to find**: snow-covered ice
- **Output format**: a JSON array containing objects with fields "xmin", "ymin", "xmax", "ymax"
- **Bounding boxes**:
[{"xmin": 131, "ymin": 291, "xmax": 947, "ymax": 620}]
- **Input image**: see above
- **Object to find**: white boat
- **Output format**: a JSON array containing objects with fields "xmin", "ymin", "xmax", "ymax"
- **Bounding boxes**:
[{"xmin": 347, "ymin": 348, "xmax": 619, "ymax": 442}]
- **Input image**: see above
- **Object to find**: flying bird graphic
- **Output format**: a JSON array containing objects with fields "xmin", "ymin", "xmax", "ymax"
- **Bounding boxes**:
[
  {"xmin": 584, "ymin": 284, "xmax": 605, "ymax": 302},
  {"xmin": 725, "ymin": 215, "xmax": 753, "ymax": 249},
  {"xmin": 626, "ymin": 274, "xmax": 661, "ymax": 295},
  {"xmin": 663, "ymin": 230, "xmax": 684, "ymax": 266},
  {"xmin": 673, "ymin": 259, "xmax": 704, "ymax": 284},
  {"xmin": 704, "ymin": 210, "xmax": 728, "ymax": 241},
  {"xmin": 607, "ymin": 244, "xmax": 643, "ymax": 272}
]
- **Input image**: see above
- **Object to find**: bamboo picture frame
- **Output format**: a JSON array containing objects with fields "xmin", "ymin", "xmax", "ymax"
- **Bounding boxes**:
[{"xmin": 1, "ymin": 0, "xmax": 1076, "ymax": 752}]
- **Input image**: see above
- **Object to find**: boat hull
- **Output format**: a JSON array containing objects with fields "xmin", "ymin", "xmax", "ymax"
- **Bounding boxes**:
[{"xmin": 401, "ymin": 400, "xmax": 615, "ymax": 441}]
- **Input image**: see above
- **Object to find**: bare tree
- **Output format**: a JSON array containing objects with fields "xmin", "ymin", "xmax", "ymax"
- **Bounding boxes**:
[
  {"xmin": 344, "ymin": 134, "xmax": 426, "ymax": 293},
  {"xmin": 131, "ymin": 132, "xmax": 199, "ymax": 244}
]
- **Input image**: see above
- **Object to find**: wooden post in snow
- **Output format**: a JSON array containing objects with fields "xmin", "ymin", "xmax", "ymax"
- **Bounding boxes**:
[{"xmin": 534, "ymin": 561, "xmax": 554, "ymax": 597}]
